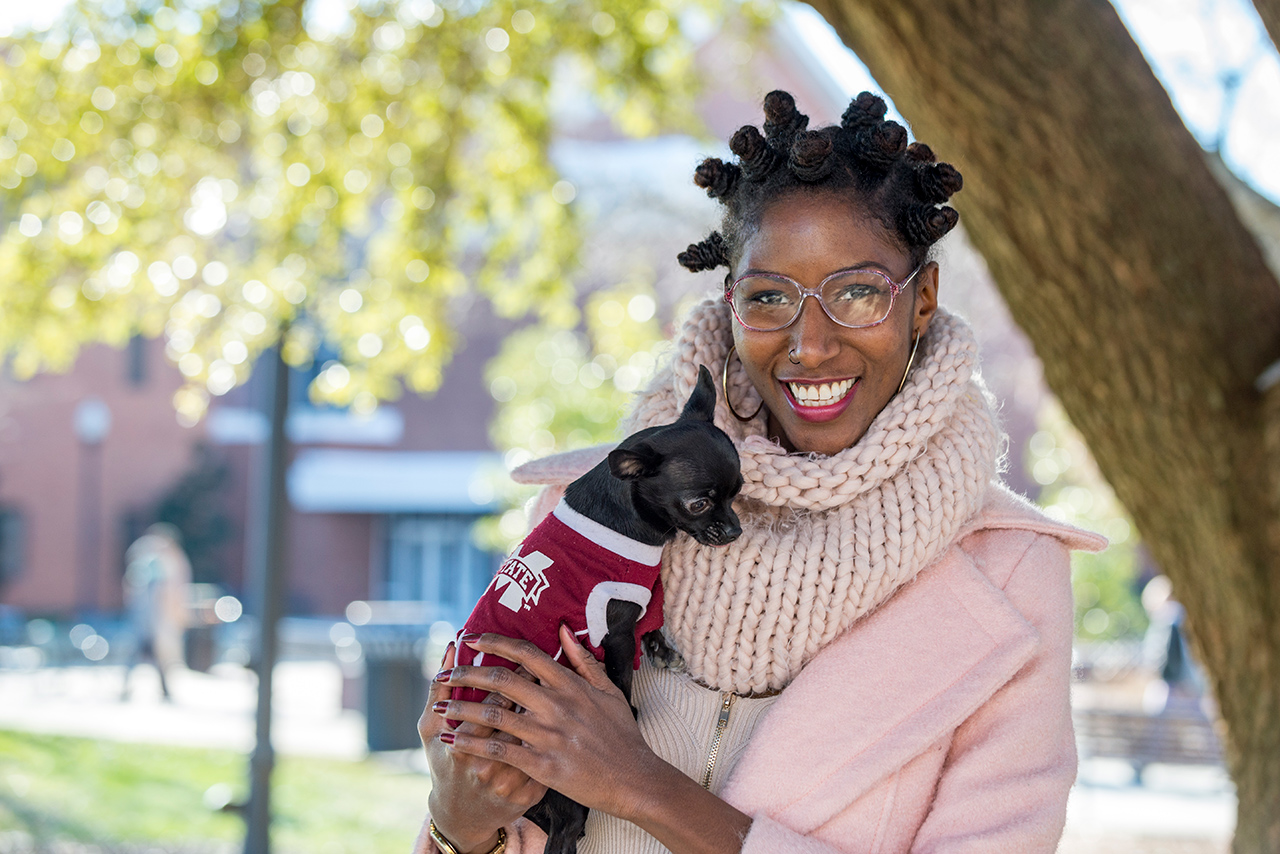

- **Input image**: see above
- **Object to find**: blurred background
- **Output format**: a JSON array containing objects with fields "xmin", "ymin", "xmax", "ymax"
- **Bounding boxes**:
[{"xmin": 2, "ymin": 0, "xmax": 1277, "ymax": 851}]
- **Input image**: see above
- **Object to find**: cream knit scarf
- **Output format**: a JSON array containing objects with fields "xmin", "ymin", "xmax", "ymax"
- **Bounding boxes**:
[{"xmin": 621, "ymin": 298, "xmax": 1003, "ymax": 695}]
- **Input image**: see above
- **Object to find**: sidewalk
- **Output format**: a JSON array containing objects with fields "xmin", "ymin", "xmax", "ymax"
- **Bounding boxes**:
[
  {"xmin": 1063, "ymin": 758, "xmax": 1234, "ymax": 853},
  {"xmin": 0, "ymin": 662, "xmax": 1236, "ymax": 851},
  {"xmin": 0, "ymin": 661, "xmax": 369, "ymax": 761}
]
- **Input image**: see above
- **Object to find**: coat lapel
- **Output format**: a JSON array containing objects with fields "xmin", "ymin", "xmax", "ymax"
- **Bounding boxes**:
[{"xmin": 722, "ymin": 545, "xmax": 1040, "ymax": 833}]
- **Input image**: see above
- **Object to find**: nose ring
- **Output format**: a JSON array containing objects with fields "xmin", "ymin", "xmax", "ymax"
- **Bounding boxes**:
[{"xmin": 788, "ymin": 348, "xmax": 800, "ymax": 365}]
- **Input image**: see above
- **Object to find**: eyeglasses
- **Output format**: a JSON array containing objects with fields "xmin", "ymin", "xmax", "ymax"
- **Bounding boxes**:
[{"xmin": 724, "ymin": 264, "xmax": 922, "ymax": 332}]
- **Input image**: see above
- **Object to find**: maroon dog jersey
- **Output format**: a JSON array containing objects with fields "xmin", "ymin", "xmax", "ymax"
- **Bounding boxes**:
[{"xmin": 450, "ymin": 500, "xmax": 665, "ymax": 722}]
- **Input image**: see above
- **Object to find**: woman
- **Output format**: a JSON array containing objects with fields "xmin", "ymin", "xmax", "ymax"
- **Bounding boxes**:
[{"xmin": 416, "ymin": 90, "xmax": 1105, "ymax": 854}]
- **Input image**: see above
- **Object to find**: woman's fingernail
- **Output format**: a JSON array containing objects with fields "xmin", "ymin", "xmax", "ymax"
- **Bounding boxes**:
[
  {"xmin": 439, "ymin": 732, "xmax": 456, "ymax": 745},
  {"xmin": 432, "ymin": 701, "xmax": 449, "ymax": 714},
  {"xmin": 460, "ymin": 632, "xmax": 483, "ymax": 643},
  {"xmin": 433, "ymin": 669, "xmax": 453, "ymax": 683}
]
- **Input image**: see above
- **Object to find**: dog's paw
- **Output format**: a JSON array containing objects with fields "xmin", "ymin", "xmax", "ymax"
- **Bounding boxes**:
[{"xmin": 642, "ymin": 630, "xmax": 685, "ymax": 671}]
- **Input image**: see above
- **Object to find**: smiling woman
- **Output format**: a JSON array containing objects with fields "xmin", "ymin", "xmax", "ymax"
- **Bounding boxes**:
[
  {"xmin": 725, "ymin": 193, "xmax": 935, "ymax": 455},
  {"xmin": 415, "ymin": 91, "xmax": 1108, "ymax": 854}
]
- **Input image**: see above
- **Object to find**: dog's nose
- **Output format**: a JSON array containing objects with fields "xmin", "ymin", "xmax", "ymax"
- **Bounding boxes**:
[{"xmin": 705, "ymin": 522, "xmax": 740, "ymax": 546}]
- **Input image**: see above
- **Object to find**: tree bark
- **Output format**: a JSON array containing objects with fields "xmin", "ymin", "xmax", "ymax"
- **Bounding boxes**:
[
  {"xmin": 803, "ymin": 0, "xmax": 1280, "ymax": 850},
  {"xmin": 1253, "ymin": 0, "xmax": 1280, "ymax": 55}
]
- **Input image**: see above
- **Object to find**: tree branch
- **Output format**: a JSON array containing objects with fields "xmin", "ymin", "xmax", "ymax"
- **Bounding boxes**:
[{"xmin": 1252, "ymin": 0, "xmax": 1280, "ymax": 56}]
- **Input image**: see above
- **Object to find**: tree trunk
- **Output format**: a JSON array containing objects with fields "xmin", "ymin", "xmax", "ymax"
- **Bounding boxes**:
[
  {"xmin": 803, "ymin": 0, "xmax": 1280, "ymax": 849},
  {"xmin": 1254, "ymin": 0, "xmax": 1280, "ymax": 55}
]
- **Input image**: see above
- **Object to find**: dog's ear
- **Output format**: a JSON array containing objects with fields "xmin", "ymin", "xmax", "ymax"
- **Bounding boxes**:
[
  {"xmin": 679, "ymin": 365, "xmax": 716, "ymax": 423},
  {"xmin": 609, "ymin": 443, "xmax": 663, "ymax": 480}
]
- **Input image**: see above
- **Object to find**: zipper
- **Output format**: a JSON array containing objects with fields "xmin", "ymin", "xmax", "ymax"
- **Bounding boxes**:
[{"xmin": 700, "ymin": 692, "xmax": 734, "ymax": 790}]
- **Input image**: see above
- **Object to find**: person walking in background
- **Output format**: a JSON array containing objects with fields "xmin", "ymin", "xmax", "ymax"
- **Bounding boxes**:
[
  {"xmin": 1141, "ymin": 574, "xmax": 1205, "ymax": 715},
  {"xmin": 122, "ymin": 523, "xmax": 191, "ymax": 701}
]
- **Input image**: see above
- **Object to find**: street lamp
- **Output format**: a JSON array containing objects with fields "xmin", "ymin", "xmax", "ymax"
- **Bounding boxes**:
[
  {"xmin": 243, "ymin": 345, "xmax": 290, "ymax": 854},
  {"xmin": 74, "ymin": 397, "xmax": 111, "ymax": 616}
]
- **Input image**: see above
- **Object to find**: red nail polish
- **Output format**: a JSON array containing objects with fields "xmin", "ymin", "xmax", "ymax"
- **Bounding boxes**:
[
  {"xmin": 432, "ymin": 701, "xmax": 448, "ymax": 714},
  {"xmin": 460, "ymin": 632, "xmax": 483, "ymax": 643},
  {"xmin": 433, "ymin": 668, "xmax": 453, "ymax": 683},
  {"xmin": 439, "ymin": 732, "xmax": 456, "ymax": 744}
]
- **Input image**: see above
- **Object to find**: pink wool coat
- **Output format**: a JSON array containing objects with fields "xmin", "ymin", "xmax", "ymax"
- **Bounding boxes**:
[{"xmin": 423, "ymin": 482, "xmax": 1105, "ymax": 854}]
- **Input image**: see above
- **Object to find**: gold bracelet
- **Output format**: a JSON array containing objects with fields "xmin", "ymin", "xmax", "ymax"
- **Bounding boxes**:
[{"xmin": 428, "ymin": 821, "xmax": 506, "ymax": 854}]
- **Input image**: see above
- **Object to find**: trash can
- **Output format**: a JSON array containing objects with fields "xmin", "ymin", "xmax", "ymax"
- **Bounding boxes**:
[
  {"xmin": 184, "ymin": 583, "xmax": 224, "ymax": 673},
  {"xmin": 184, "ymin": 624, "xmax": 217, "ymax": 672},
  {"xmin": 358, "ymin": 625, "xmax": 429, "ymax": 752}
]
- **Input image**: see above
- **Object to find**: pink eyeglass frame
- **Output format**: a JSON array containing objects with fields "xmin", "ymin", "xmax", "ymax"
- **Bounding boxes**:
[{"xmin": 723, "ymin": 264, "xmax": 924, "ymax": 332}]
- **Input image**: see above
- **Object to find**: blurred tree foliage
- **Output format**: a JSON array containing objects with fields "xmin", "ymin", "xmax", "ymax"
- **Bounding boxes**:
[
  {"xmin": 487, "ymin": 282, "xmax": 671, "ymax": 458},
  {"xmin": 1027, "ymin": 398, "xmax": 1150, "ymax": 642},
  {"xmin": 476, "ymin": 279, "xmax": 697, "ymax": 549},
  {"xmin": 0, "ymin": 0, "xmax": 767, "ymax": 424}
]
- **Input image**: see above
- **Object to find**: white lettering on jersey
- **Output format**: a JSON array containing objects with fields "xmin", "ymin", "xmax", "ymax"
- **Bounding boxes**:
[{"xmin": 491, "ymin": 548, "xmax": 554, "ymax": 612}]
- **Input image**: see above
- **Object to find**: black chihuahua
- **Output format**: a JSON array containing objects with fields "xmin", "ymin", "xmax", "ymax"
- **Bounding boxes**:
[{"xmin": 451, "ymin": 365, "xmax": 742, "ymax": 854}]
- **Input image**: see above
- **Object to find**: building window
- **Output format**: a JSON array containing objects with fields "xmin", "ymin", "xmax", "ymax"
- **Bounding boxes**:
[
  {"xmin": 0, "ymin": 508, "xmax": 25, "ymax": 587},
  {"xmin": 384, "ymin": 515, "xmax": 499, "ymax": 627}
]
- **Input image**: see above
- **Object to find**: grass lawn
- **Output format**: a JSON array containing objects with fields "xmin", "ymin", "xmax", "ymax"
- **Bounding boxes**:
[{"xmin": 0, "ymin": 730, "xmax": 433, "ymax": 853}]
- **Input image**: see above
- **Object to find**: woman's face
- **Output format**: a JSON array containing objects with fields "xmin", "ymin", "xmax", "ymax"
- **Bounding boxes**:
[{"xmin": 730, "ymin": 192, "xmax": 939, "ymax": 456}]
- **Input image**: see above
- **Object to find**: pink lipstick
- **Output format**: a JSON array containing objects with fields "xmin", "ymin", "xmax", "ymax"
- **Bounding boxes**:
[{"xmin": 780, "ymin": 379, "xmax": 859, "ymax": 423}]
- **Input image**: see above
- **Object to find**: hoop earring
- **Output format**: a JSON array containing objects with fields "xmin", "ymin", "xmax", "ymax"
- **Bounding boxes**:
[
  {"xmin": 722, "ymin": 345, "xmax": 764, "ymax": 422},
  {"xmin": 897, "ymin": 333, "xmax": 921, "ymax": 395}
]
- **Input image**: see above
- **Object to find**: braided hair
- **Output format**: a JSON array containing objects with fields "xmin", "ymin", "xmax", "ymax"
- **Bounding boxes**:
[{"xmin": 677, "ymin": 90, "xmax": 962, "ymax": 275}]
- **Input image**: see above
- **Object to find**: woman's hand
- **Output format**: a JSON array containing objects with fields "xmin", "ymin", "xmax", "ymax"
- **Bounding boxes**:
[
  {"xmin": 433, "ymin": 626, "xmax": 662, "ymax": 822},
  {"xmin": 419, "ymin": 642, "xmax": 547, "ymax": 853}
]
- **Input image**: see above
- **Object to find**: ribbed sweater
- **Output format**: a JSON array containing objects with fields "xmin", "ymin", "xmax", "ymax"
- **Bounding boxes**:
[{"xmin": 578, "ymin": 658, "xmax": 780, "ymax": 854}]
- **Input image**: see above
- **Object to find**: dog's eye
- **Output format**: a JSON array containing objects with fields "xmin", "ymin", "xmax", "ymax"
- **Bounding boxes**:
[{"xmin": 686, "ymin": 497, "xmax": 712, "ymax": 514}]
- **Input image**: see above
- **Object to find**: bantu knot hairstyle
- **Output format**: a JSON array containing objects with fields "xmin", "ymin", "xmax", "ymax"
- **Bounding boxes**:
[
  {"xmin": 762, "ymin": 90, "xmax": 808, "ymax": 149},
  {"xmin": 789, "ymin": 130, "xmax": 836, "ymax": 183},
  {"xmin": 677, "ymin": 231, "xmax": 728, "ymax": 272},
  {"xmin": 901, "ymin": 204, "xmax": 960, "ymax": 245},
  {"xmin": 905, "ymin": 141, "xmax": 936, "ymax": 163},
  {"xmin": 730, "ymin": 125, "xmax": 780, "ymax": 182},
  {"xmin": 841, "ymin": 91, "xmax": 887, "ymax": 128},
  {"xmin": 693, "ymin": 158, "xmax": 740, "ymax": 200},
  {"xmin": 679, "ymin": 90, "xmax": 963, "ymax": 274}
]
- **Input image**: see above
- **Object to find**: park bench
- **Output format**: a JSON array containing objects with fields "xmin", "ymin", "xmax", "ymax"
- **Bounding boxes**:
[{"xmin": 1073, "ymin": 707, "xmax": 1223, "ymax": 778}]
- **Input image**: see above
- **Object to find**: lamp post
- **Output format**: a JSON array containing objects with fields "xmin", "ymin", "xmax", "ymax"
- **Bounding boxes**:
[
  {"xmin": 243, "ymin": 344, "xmax": 289, "ymax": 854},
  {"xmin": 74, "ymin": 397, "xmax": 111, "ymax": 616}
]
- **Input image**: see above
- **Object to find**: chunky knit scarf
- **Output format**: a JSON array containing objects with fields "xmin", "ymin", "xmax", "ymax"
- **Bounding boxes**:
[{"xmin": 621, "ymin": 298, "xmax": 1003, "ymax": 695}]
